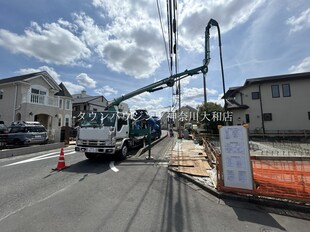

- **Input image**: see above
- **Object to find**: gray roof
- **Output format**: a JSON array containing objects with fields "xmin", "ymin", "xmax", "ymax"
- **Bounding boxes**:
[
  {"xmin": 244, "ymin": 71, "xmax": 310, "ymax": 86},
  {"xmin": 0, "ymin": 71, "xmax": 61, "ymax": 91},
  {"xmin": 55, "ymin": 82, "xmax": 73, "ymax": 98},
  {"xmin": 224, "ymin": 72, "xmax": 310, "ymax": 98},
  {"xmin": 73, "ymin": 96, "xmax": 106, "ymax": 104},
  {"xmin": 226, "ymin": 99, "xmax": 249, "ymax": 110},
  {"xmin": 175, "ymin": 105, "xmax": 197, "ymax": 112}
]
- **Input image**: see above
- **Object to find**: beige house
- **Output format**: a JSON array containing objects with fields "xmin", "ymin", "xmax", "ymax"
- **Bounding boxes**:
[
  {"xmin": 0, "ymin": 71, "xmax": 72, "ymax": 142},
  {"xmin": 224, "ymin": 72, "xmax": 310, "ymax": 136}
]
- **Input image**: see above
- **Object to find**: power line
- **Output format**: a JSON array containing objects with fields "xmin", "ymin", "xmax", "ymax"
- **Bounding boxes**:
[{"xmin": 156, "ymin": 0, "xmax": 171, "ymax": 76}]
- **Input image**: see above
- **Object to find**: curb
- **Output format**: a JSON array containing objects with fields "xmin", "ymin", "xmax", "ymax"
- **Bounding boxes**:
[
  {"xmin": 136, "ymin": 134, "xmax": 168, "ymax": 157},
  {"xmin": 170, "ymin": 169, "xmax": 310, "ymax": 215},
  {"xmin": 0, "ymin": 142, "xmax": 66, "ymax": 159}
]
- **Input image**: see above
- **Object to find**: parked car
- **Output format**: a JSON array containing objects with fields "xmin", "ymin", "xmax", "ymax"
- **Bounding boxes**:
[
  {"xmin": 0, "ymin": 122, "xmax": 8, "ymax": 134},
  {"xmin": 7, "ymin": 121, "xmax": 48, "ymax": 146},
  {"xmin": 0, "ymin": 122, "xmax": 8, "ymax": 148}
]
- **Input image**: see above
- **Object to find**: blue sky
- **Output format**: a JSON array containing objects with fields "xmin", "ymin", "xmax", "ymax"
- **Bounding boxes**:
[{"xmin": 0, "ymin": 0, "xmax": 309, "ymax": 116}]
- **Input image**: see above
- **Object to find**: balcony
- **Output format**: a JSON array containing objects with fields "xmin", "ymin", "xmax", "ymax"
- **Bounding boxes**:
[{"xmin": 22, "ymin": 93, "xmax": 59, "ymax": 107}]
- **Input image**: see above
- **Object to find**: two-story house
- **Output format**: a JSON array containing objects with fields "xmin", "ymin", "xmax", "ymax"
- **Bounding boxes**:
[
  {"xmin": 0, "ymin": 71, "xmax": 72, "ymax": 142},
  {"xmin": 224, "ymin": 72, "xmax": 310, "ymax": 136},
  {"xmin": 72, "ymin": 90, "xmax": 108, "ymax": 126}
]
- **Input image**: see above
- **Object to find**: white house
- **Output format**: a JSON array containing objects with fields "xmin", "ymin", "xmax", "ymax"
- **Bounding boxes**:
[
  {"xmin": 224, "ymin": 72, "xmax": 310, "ymax": 136},
  {"xmin": 0, "ymin": 71, "xmax": 73, "ymax": 141}
]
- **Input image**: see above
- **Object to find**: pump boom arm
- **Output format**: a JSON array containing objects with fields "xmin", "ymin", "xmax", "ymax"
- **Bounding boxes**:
[
  {"xmin": 107, "ymin": 65, "xmax": 206, "ymax": 108},
  {"xmin": 107, "ymin": 18, "xmax": 220, "ymax": 109}
]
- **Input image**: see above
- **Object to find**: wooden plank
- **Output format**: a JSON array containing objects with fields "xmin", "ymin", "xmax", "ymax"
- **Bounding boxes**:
[
  {"xmin": 177, "ymin": 166, "xmax": 210, "ymax": 177},
  {"xmin": 169, "ymin": 160, "xmax": 195, "ymax": 167},
  {"xmin": 170, "ymin": 156, "xmax": 206, "ymax": 160},
  {"xmin": 193, "ymin": 160, "xmax": 212, "ymax": 170}
]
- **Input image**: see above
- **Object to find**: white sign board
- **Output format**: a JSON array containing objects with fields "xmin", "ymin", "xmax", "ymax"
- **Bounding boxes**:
[{"xmin": 219, "ymin": 125, "xmax": 253, "ymax": 190}]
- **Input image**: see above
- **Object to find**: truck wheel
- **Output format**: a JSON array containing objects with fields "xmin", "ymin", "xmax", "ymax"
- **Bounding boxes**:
[
  {"xmin": 118, "ymin": 143, "xmax": 128, "ymax": 160},
  {"xmin": 85, "ymin": 152, "xmax": 97, "ymax": 160}
]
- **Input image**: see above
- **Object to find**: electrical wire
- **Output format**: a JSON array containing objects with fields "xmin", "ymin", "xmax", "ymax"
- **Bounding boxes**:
[{"xmin": 156, "ymin": 0, "xmax": 171, "ymax": 76}]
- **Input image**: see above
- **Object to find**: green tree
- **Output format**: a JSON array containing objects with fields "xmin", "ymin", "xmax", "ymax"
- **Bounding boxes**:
[{"xmin": 197, "ymin": 102, "xmax": 224, "ymax": 134}]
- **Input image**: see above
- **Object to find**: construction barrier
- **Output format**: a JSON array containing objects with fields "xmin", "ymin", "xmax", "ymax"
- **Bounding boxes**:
[
  {"xmin": 215, "ymin": 153, "xmax": 310, "ymax": 202},
  {"xmin": 252, "ymin": 158, "xmax": 310, "ymax": 201}
]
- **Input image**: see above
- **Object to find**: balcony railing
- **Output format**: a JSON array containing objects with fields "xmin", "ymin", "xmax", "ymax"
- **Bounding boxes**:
[{"xmin": 22, "ymin": 93, "xmax": 59, "ymax": 107}]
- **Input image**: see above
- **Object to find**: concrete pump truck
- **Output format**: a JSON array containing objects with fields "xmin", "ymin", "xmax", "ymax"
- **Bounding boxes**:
[{"xmin": 75, "ymin": 19, "xmax": 222, "ymax": 160}]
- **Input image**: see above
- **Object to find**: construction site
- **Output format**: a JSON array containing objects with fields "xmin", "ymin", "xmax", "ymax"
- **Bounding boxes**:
[{"xmin": 167, "ymin": 132, "xmax": 310, "ymax": 216}]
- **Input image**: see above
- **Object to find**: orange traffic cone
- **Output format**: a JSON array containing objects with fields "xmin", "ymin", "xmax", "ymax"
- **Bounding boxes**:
[{"xmin": 53, "ymin": 148, "xmax": 69, "ymax": 171}]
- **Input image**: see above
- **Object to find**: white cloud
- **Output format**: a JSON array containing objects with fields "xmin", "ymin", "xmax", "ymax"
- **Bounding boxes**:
[
  {"xmin": 208, "ymin": 93, "xmax": 225, "ymax": 107},
  {"xmin": 180, "ymin": 75, "xmax": 199, "ymax": 86},
  {"xmin": 0, "ymin": 20, "xmax": 91, "ymax": 65},
  {"xmin": 289, "ymin": 57, "xmax": 310, "ymax": 73},
  {"xmin": 76, "ymin": 73, "xmax": 97, "ymax": 88},
  {"xmin": 90, "ymin": 0, "xmax": 267, "ymax": 78},
  {"xmin": 124, "ymin": 92, "xmax": 166, "ymax": 116},
  {"xmin": 178, "ymin": 0, "xmax": 266, "ymax": 52},
  {"xmin": 62, "ymin": 81, "xmax": 85, "ymax": 95},
  {"xmin": 0, "ymin": 0, "xmax": 268, "ymax": 81},
  {"xmin": 17, "ymin": 66, "xmax": 61, "ymax": 83},
  {"xmin": 87, "ymin": 1, "xmax": 167, "ymax": 78},
  {"xmin": 182, "ymin": 87, "xmax": 218, "ymax": 100},
  {"xmin": 287, "ymin": 8, "xmax": 310, "ymax": 33},
  {"xmin": 95, "ymin": 85, "xmax": 118, "ymax": 97}
]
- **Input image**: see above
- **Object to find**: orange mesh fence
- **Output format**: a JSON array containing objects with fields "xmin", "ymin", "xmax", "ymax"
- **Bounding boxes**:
[{"xmin": 252, "ymin": 159, "xmax": 310, "ymax": 201}]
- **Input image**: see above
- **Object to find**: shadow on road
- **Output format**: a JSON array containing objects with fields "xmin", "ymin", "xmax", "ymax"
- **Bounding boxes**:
[
  {"xmin": 222, "ymin": 199, "xmax": 287, "ymax": 231},
  {"xmin": 55, "ymin": 158, "xmax": 112, "ymax": 174}
]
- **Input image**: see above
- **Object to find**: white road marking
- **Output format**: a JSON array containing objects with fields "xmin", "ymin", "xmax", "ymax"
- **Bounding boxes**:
[
  {"xmin": 109, "ymin": 161, "xmax": 119, "ymax": 172},
  {"xmin": 2, "ymin": 150, "xmax": 76, "ymax": 167}
]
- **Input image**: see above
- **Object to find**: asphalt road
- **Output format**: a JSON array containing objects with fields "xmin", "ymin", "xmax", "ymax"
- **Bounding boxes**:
[{"xmin": 0, "ymin": 137, "xmax": 309, "ymax": 232}]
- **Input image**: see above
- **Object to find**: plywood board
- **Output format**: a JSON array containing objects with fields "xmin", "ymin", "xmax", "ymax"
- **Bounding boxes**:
[
  {"xmin": 169, "ymin": 160, "xmax": 195, "ymax": 167},
  {"xmin": 194, "ymin": 160, "xmax": 212, "ymax": 170},
  {"xmin": 177, "ymin": 166, "xmax": 210, "ymax": 177}
]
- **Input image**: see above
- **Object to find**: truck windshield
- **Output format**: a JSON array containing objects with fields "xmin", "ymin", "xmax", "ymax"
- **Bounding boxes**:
[{"xmin": 78, "ymin": 112, "xmax": 116, "ymax": 128}]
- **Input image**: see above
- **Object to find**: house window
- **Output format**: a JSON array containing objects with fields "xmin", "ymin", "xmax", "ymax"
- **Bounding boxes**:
[
  {"xmin": 308, "ymin": 112, "xmax": 310, "ymax": 120},
  {"xmin": 271, "ymin": 85, "xmax": 280, "ymax": 98},
  {"xmin": 245, "ymin": 114, "xmax": 250, "ymax": 123},
  {"xmin": 0, "ymin": 90, "xmax": 3, "ymax": 100},
  {"xmin": 66, "ymin": 100, "xmax": 71, "ymax": 110},
  {"xmin": 93, "ymin": 108, "xmax": 97, "ymax": 112},
  {"xmin": 282, "ymin": 84, "xmax": 291, "ymax": 97},
  {"xmin": 59, "ymin": 99, "xmax": 63, "ymax": 109},
  {"xmin": 263, "ymin": 113, "xmax": 272, "ymax": 121},
  {"xmin": 84, "ymin": 105, "xmax": 87, "ymax": 111},
  {"xmin": 58, "ymin": 118, "xmax": 62, "ymax": 127},
  {"xmin": 31, "ymin": 88, "xmax": 46, "ymax": 104},
  {"xmin": 65, "ymin": 117, "xmax": 69, "ymax": 126},
  {"xmin": 251, "ymin": 92, "xmax": 260, "ymax": 100}
]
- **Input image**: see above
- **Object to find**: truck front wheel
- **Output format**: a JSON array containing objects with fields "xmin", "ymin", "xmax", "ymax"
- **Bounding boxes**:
[{"xmin": 118, "ymin": 143, "xmax": 128, "ymax": 160}]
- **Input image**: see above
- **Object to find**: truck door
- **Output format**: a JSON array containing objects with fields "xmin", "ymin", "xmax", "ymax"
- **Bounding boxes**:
[{"xmin": 115, "ymin": 115, "xmax": 129, "ymax": 139}]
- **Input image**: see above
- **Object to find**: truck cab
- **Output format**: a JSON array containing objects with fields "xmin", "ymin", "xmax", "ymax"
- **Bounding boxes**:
[{"xmin": 75, "ymin": 110, "xmax": 146, "ymax": 160}]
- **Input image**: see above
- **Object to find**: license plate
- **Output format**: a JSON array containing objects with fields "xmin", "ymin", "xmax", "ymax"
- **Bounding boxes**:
[{"xmin": 87, "ymin": 147, "xmax": 97, "ymax": 153}]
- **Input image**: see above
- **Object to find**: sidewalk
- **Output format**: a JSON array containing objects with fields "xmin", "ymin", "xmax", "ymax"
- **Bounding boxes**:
[{"xmin": 167, "ymin": 138, "xmax": 310, "ymax": 219}]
